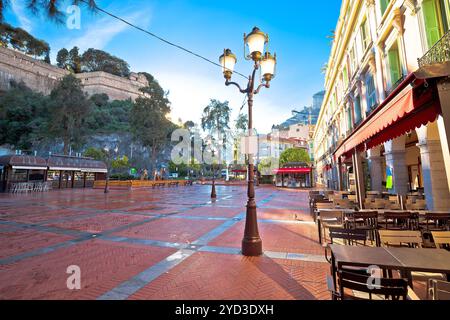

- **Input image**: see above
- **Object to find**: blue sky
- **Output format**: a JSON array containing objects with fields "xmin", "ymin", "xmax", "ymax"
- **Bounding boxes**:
[{"xmin": 4, "ymin": 0, "xmax": 341, "ymax": 133}]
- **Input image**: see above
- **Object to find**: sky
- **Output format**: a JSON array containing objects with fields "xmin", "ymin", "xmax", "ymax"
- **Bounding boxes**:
[{"xmin": 4, "ymin": 0, "xmax": 342, "ymax": 133}]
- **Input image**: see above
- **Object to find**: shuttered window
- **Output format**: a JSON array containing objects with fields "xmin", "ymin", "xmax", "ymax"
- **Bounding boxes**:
[
  {"xmin": 365, "ymin": 74, "xmax": 377, "ymax": 113},
  {"xmin": 388, "ymin": 47, "xmax": 402, "ymax": 87},
  {"xmin": 380, "ymin": 0, "xmax": 390, "ymax": 15},
  {"xmin": 423, "ymin": 0, "xmax": 442, "ymax": 48}
]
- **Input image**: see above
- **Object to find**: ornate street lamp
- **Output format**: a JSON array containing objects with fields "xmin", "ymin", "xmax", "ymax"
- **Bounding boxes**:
[{"xmin": 219, "ymin": 26, "xmax": 277, "ymax": 256}]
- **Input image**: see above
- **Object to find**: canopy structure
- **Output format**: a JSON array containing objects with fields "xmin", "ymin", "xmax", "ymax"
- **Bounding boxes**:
[
  {"xmin": 334, "ymin": 73, "xmax": 441, "ymax": 160},
  {"xmin": 47, "ymin": 155, "xmax": 107, "ymax": 173},
  {"xmin": 0, "ymin": 155, "xmax": 47, "ymax": 170},
  {"xmin": 274, "ymin": 168, "xmax": 312, "ymax": 174}
]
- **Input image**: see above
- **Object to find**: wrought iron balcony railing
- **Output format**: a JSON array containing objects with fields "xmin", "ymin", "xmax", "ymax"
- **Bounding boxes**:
[{"xmin": 418, "ymin": 30, "xmax": 450, "ymax": 67}]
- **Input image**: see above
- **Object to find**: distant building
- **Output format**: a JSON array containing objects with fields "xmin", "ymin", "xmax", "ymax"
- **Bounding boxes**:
[
  {"xmin": 269, "ymin": 90, "xmax": 325, "ymax": 162},
  {"xmin": 0, "ymin": 46, "xmax": 149, "ymax": 101}
]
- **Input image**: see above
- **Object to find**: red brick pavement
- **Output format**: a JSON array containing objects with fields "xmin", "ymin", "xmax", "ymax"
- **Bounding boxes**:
[
  {"xmin": 130, "ymin": 252, "xmax": 330, "ymax": 300},
  {"xmin": 0, "ymin": 186, "xmax": 335, "ymax": 300},
  {"xmin": 0, "ymin": 239, "xmax": 175, "ymax": 300},
  {"xmin": 45, "ymin": 213, "xmax": 150, "ymax": 234},
  {"xmin": 0, "ymin": 229, "xmax": 74, "ymax": 259},
  {"xmin": 208, "ymin": 221, "xmax": 323, "ymax": 255},
  {"xmin": 112, "ymin": 217, "xmax": 224, "ymax": 243}
]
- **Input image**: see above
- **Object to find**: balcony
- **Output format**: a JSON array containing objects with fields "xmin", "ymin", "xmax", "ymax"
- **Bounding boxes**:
[{"xmin": 418, "ymin": 30, "xmax": 450, "ymax": 68}]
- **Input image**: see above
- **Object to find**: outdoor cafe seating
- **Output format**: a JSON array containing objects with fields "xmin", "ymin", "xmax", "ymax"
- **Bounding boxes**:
[{"xmin": 309, "ymin": 190, "xmax": 450, "ymax": 300}]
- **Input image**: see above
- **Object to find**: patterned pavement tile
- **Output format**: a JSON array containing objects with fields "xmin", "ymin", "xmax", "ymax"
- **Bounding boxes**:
[
  {"xmin": 0, "ymin": 239, "xmax": 175, "ymax": 300},
  {"xmin": 208, "ymin": 221, "xmax": 323, "ymax": 255},
  {"xmin": 0, "ymin": 229, "xmax": 74, "ymax": 260},
  {"xmin": 44, "ymin": 213, "xmax": 151, "ymax": 234},
  {"xmin": 130, "ymin": 252, "xmax": 330, "ymax": 300},
  {"xmin": 112, "ymin": 217, "xmax": 224, "ymax": 244}
]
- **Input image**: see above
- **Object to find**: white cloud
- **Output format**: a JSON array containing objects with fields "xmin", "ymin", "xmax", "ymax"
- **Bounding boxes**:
[
  {"xmin": 66, "ymin": 9, "xmax": 152, "ymax": 52},
  {"xmin": 155, "ymin": 71, "xmax": 288, "ymax": 134},
  {"xmin": 11, "ymin": 1, "xmax": 33, "ymax": 32}
]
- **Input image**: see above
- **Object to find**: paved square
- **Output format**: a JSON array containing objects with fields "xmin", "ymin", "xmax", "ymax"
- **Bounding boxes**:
[{"xmin": 0, "ymin": 185, "xmax": 331, "ymax": 300}]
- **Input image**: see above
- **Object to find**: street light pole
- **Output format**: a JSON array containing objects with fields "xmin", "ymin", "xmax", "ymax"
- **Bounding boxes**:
[
  {"xmin": 219, "ymin": 27, "xmax": 277, "ymax": 257},
  {"xmin": 211, "ymin": 150, "xmax": 217, "ymax": 199}
]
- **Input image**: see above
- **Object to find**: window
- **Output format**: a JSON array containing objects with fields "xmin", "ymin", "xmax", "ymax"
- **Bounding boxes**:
[
  {"xmin": 380, "ymin": 0, "xmax": 390, "ymax": 15},
  {"xmin": 423, "ymin": 0, "xmax": 443, "ymax": 48},
  {"xmin": 387, "ymin": 45, "xmax": 402, "ymax": 87},
  {"xmin": 350, "ymin": 47, "xmax": 356, "ymax": 75},
  {"xmin": 440, "ymin": 0, "xmax": 450, "ymax": 33},
  {"xmin": 354, "ymin": 95, "xmax": 362, "ymax": 124},
  {"xmin": 347, "ymin": 107, "xmax": 353, "ymax": 132},
  {"xmin": 365, "ymin": 73, "xmax": 377, "ymax": 112},
  {"xmin": 422, "ymin": 0, "xmax": 450, "ymax": 49},
  {"xmin": 343, "ymin": 66, "xmax": 349, "ymax": 89},
  {"xmin": 361, "ymin": 19, "xmax": 371, "ymax": 51}
]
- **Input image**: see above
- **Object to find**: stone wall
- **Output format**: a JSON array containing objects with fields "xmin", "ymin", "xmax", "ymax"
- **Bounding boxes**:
[{"xmin": 0, "ymin": 46, "xmax": 148, "ymax": 100}]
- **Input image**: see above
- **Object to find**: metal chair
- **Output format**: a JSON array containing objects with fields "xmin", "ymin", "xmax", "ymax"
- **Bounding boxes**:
[
  {"xmin": 428, "ymin": 280, "xmax": 450, "ymax": 300},
  {"xmin": 431, "ymin": 231, "xmax": 450, "ymax": 249},
  {"xmin": 329, "ymin": 270, "xmax": 409, "ymax": 300}
]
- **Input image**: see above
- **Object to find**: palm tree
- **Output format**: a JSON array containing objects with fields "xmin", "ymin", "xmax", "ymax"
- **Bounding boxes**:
[{"xmin": 0, "ymin": 0, "xmax": 96, "ymax": 22}]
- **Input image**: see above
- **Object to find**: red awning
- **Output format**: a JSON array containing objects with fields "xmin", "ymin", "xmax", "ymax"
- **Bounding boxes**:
[
  {"xmin": 335, "ymin": 73, "xmax": 441, "ymax": 160},
  {"xmin": 274, "ymin": 168, "xmax": 312, "ymax": 174}
]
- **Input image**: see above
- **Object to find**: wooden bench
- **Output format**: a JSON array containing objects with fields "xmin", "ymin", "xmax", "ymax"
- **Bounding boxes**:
[{"xmin": 168, "ymin": 182, "xmax": 179, "ymax": 187}]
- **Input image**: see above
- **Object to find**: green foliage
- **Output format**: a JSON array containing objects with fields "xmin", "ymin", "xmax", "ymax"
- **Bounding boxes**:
[
  {"xmin": 56, "ymin": 48, "xmax": 69, "ymax": 69},
  {"xmin": 258, "ymin": 157, "xmax": 280, "ymax": 176},
  {"xmin": 111, "ymin": 155, "xmax": 129, "ymax": 170},
  {"xmin": 68, "ymin": 46, "xmax": 81, "ymax": 73},
  {"xmin": 235, "ymin": 113, "xmax": 248, "ymax": 132},
  {"xmin": 0, "ymin": 81, "xmax": 48, "ymax": 149},
  {"xmin": 130, "ymin": 73, "xmax": 174, "ymax": 171},
  {"xmin": 46, "ymin": 74, "xmax": 92, "ymax": 154},
  {"xmin": 86, "ymin": 95, "xmax": 132, "ymax": 133},
  {"xmin": 279, "ymin": 148, "xmax": 311, "ymax": 166},
  {"xmin": 81, "ymin": 48, "xmax": 130, "ymax": 77},
  {"xmin": 0, "ymin": 22, "xmax": 50, "ymax": 60},
  {"xmin": 0, "ymin": 1, "xmax": 97, "ymax": 23},
  {"xmin": 84, "ymin": 147, "xmax": 107, "ymax": 161},
  {"xmin": 201, "ymin": 99, "xmax": 231, "ymax": 135}
]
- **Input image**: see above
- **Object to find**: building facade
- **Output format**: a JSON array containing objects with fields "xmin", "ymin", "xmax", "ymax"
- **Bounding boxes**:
[{"xmin": 314, "ymin": 0, "xmax": 450, "ymax": 210}]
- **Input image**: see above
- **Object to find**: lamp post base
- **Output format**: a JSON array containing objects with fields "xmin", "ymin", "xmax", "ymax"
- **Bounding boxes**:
[
  {"xmin": 211, "ymin": 181, "xmax": 217, "ymax": 199},
  {"xmin": 242, "ymin": 238, "xmax": 263, "ymax": 256},
  {"xmin": 241, "ymin": 203, "xmax": 263, "ymax": 256}
]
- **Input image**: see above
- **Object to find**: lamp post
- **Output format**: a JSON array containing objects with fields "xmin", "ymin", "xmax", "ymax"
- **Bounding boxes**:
[
  {"xmin": 219, "ymin": 26, "xmax": 277, "ymax": 256},
  {"xmin": 104, "ymin": 146, "xmax": 110, "ymax": 194},
  {"xmin": 211, "ymin": 149, "xmax": 217, "ymax": 199}
]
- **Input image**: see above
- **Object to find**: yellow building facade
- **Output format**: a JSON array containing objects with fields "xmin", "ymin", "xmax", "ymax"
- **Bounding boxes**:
[{"xmin": 314, "ymin": 0, "xmax": 450, "ymax": 210}]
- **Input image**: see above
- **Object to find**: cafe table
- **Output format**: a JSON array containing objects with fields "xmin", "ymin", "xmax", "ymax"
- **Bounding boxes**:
[{"xmin": 328, "ymin": 244, "xmax": 450, "ymax": 291}]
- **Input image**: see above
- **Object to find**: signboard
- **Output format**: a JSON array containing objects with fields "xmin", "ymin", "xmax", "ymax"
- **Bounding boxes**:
[
  {"xmin": 386, "ymin": 166, "xmax": 393, "ymax": 190},
  {"xmin": 240, "ymin": 135, "xmax": 258, "ymax": 155}
]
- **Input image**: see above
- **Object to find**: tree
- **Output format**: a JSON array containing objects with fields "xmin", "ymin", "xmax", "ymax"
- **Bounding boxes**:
[
  {"xmin": 279, "ymin": 148, "xmax": 311, "ymax": 166},
  {"xmin": 111, "ymin": 155, "xmax": 129, "ymax": 171},
  {"xmin": 68, "ymin": 46, "xmax": 81, "ymax": 73},
  {"xmin": 81, "ymin": 48, "xmax": 130, "ymax": 77},
  {"xmin": 46, "ymin": 75, "xmax": 92, "ymax": 154},
  {"xmin": 0, "ymin": 1, "xmax": 97, "ymax": 23},
  {"xmin": 56, "ymin": 48, "xmax": 69, "ymax": 69},
  {"xmin": 84, "ymin": 147, "xmax": 107, "ymax": 161},
  {"xmin": 0, "ymin": 81, "xmax": 48, "ymax": 150},
  {"xmin": 130, "ymin": 74, "xmax": 174, "ymax": 175},
  {"xmin": 258, "ymin": 157, "xmax": 279, "ymax": 176},
  {"xmin": 0, "ymin": 22, "xmax": 50, "ymax": 60},
  {"xmin": 235, "ymin": 113, "xmax": 248, "ymax": 132},
  {"xmin": 201, "ymin": 99, "xmax": 231, "ymax": 168}
]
